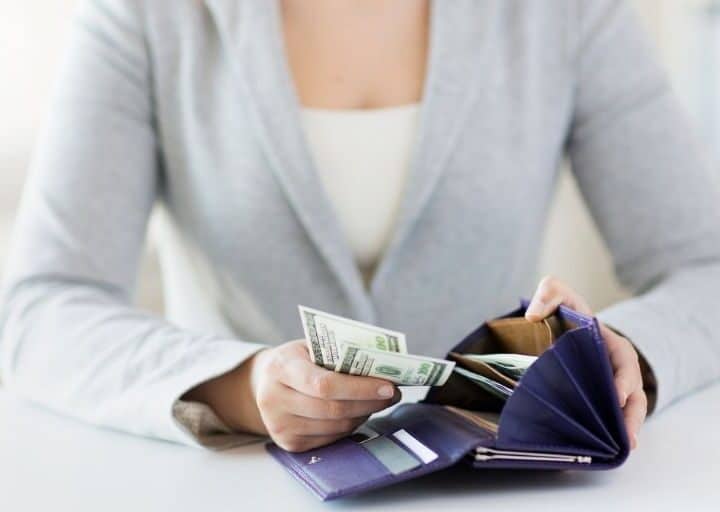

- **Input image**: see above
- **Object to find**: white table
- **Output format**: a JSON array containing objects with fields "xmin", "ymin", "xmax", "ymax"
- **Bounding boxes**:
[{"xmin": 1, "ymin": 384, "xmax": 719, "ymax": 511}]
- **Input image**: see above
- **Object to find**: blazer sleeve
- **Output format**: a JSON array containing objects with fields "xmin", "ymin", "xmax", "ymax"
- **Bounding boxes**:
[
  {"xmin": 567, "ymin": 0, "xmax": 720, "ymax": 412},
  {"xmin": 0, "ymin": 0, "xmax": 266, "ymax": 447}
]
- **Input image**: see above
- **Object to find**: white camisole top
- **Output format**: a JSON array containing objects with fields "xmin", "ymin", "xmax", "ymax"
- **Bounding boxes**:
[{"xmin": 300, "ymin": 104, "xmax": 421, "ymax": 285}]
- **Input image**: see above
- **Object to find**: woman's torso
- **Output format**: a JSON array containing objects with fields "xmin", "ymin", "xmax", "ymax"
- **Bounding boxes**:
[{"xmin": 149, "ymin": 0, "xmax": 572, "ymax": 356}]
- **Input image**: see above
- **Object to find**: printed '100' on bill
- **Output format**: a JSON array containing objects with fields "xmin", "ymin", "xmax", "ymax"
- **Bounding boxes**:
[
  {"xmin": 336, "ymin": 345, "xmax": 455, "ymax": 386},
  {"xmin": 299, "ymin": 306, "xmax": 408, "ymax": 369}
]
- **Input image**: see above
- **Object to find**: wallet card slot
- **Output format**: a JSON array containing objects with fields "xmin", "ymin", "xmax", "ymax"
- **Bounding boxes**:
[
  {"xmin": 361, "ymin": 435, "xmax": 423, "ymax": 475},
  {"xmin": 267, "ymin": 403, "xmax": 495, "ymax": 501},
  {"xmin": 266, "ymin": 437, "xmax": 394, "ymax": 501},
  {"xmin": 376, "ymin": 404, "xmax": 496, "ymax": 461},
  {"xmin": 392, "ymin": 429, "xmax": 439, "ymax": 463},
  {"xmin": 267, "ymin": 425, "xmax": 450, "ymax": 502}
]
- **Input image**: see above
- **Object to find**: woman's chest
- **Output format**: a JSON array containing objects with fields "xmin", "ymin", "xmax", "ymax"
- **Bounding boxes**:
[
  {"xmin": 148, "ymin": 0, "xmax": 574, "ymax": 264},
  {"xmin": 280, "ymin": 0, "xmax": 430, "ymax": 109}
]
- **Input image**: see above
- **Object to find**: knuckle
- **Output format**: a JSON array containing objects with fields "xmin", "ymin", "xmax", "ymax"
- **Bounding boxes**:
[
  {"xmin": 338, "ymin": 418, "xmax": 357, "ymax": 433},
  {"xmin": 340, "ymin": 418, "xmax": 364, "ymax": 433},
  {"xmin": 536, "ymin": 277, "xmax": 560, "ymax": 302},
  {"xmin": 615, "ymin": 370, "xmax": 629, "ymax": 383},
  {"xmin": 325, "ymin": 400, "xmax": 349, "ymax": 420},
  {"xmin": 264, "ymin": 350, "xmax": 284, "ymax": 374},
  {"xmin": 538, "ymin": 275, "xmax": 558, "ymax": 291},
  {"xmin": 266, "ymin": 420, "xmax": 287, "ymax": 437},
  {"xmin": 255, "ymin": 388, "xmax": 273, "ymax": 412},
  {"xmin": 312, "ymin": 372, "xmax": 334, "ymax": 398},
  {"xmin": 616, "ymin": 375, "xmax": 630, "ymax": 392},
  {"xmin": 287, "ymin": 339, "xmax": 309, "ymax": 358},
  {"xmin": 278, "ymin": 436, "xmax": 306, "ymax": 453},
  {"xmin": 620, "ymin": 338, "xmax": 639, "ymax": 358}
]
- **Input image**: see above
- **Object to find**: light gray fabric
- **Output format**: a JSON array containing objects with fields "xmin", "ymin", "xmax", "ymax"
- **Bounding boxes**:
[{"xmin": 1, "ymin": 0, "xmax": 720, "ymax": 447}]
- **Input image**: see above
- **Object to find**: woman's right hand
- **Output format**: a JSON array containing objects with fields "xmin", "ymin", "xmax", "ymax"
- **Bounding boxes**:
[{"xmin": 185, "ymin": 339, "xmax": 401, "ymax": 452}]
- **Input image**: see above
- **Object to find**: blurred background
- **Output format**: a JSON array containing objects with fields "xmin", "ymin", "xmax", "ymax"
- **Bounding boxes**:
[{"xmin": 1, "ymin": 0, "xmax": 718, "ymax": 315}]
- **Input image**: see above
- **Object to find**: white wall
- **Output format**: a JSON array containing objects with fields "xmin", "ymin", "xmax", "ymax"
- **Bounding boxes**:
[
  {"xmin": 538, "ymin": 0, "xmax": 720, "ymax": 310},
  {"xmin": 1, "ymin": 0, "xmax": 82, "ymax": 275},
  {"xmin": 0, "ymin": 0, "xmax": 712, "ymax": 313},
  {"xmin": 0, "ymin": 0, "xmax": 163, "ymax": 311}
]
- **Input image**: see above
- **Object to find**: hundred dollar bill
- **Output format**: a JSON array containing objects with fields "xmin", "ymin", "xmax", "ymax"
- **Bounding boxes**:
[
  {"xmin": 336, "ymin": 345, "xmax": 455, "ymax": 386},
  {"xmin": 299, "ymin": 305, "xmax": 408, "ymax": 369}
]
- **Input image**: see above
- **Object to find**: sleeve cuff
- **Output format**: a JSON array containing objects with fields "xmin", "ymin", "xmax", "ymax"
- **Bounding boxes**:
[
  {"xmin": 172, "ymin": 399, "xmax": 267, "ymax": 450},
  {"xmin": 149, "ymin": 339, "xmax": 270, "ymax": 448},
  {"xmin": 597, "ymin": 319, "xmax": 658, "ymax": 415},
  {"xmin": 596, "ymin": 299, "xmax": 670, "ymax": 412}
]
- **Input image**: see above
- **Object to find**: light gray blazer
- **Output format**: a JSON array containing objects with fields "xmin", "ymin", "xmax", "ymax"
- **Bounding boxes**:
[{"xmin": 2, "ymin": 0, "xmax": 720, "ymax": 446}]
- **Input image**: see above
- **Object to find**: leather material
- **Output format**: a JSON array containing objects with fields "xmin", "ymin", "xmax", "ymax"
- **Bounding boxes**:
[{"xmin": 266, "ymin": 300, "xmax": 630, "ymax": 500}]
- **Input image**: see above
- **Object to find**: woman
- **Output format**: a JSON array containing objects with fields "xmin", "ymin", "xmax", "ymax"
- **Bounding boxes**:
[{"xmin": 2, "ymin": 0, "xmax": 719, "ymax": 453}]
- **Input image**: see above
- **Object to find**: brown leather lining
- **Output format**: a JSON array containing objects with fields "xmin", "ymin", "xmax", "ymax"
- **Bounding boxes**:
[{"xmin": 485, "ymin": 317, "xmax": 556, "ymax": 356}]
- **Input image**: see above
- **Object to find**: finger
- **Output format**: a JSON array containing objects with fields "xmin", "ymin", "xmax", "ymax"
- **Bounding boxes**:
[
  {"xmin": 601, "ymin": 327, "xmax": 642, "ymax": 406},
  {"xmin": 623, "ymin": 390, "xmax": 647, "ymax": 450},
  {"xmin": 268, "ymin": 414, "xmax": 368, "ymax": 439},
  {"xmin": 613, "ymin": 363, "xmax": 642, "ymax": 408},
  {"xmin": 280, "ymin": 357, "xmax": 397, "ymax": 400},
  {"xmin": 280, "ymin": 386, "xmax": 399, "ymax": 420},
  {"xmin": 274, "ymin": 434, "xmax": 346, "ymax": 453},
  {"xmin": 525, "ymin": 275, "xmax": 593, "ymax": 321}
]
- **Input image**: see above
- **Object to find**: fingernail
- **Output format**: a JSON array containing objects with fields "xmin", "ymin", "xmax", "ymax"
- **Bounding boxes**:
[
  {"xmin": 619, "ymin": 391, "xmax": 628, "ymax": 407},
  {"xmin": 632, "ymin": 434, "xmax": 638, "ymax": 450},
  {"xmin": 378, "ymin": 385, "xmax": 394, "ymax": 398}
]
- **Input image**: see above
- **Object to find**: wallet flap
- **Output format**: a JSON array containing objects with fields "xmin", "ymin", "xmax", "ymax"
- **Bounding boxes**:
[{"xmin": 266, "ymin": 403, "xmax": 493, "ymax": 501}]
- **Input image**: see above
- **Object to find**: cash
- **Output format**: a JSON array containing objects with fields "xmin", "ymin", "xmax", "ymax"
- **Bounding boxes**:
[
  {"xmin": 337, "ymin": 345, "xmax": 455, "ymax": 386},
  {"xmin": 298, "ymin": 306, "xmax": 453, "ymax": 386},
  {"xmin": 453, "ymin": 367, "xmax": 514, "ymax": 400},
  {"xmin": 459, "ymin": 353, "xmax": 537, "ymax": 381},
  {"xmin": 299, "ymin": 305, "xmax": 407, "ymax": 369}
]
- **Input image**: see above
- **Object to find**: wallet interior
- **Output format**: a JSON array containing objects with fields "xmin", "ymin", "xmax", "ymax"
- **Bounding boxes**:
[
  {"xmin": 424, "ymin": 312, "xmax": 579, "ymax": 417},
  {"xmin": 267, "ymin": 306, "xmax": 628, "ymax": 501},
  {"xmin": 424, "ymin": 307, "xmax": 628, "ymax": 466}
]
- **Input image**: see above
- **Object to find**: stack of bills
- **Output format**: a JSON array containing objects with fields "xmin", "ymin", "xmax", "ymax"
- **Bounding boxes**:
[
  {"xmin": 451, "ymin": 353, "xmax": 537, "ymax": 400},
  {"xmin": 299, "ymin": 306, "xmax": 455, "ymax": 386}
]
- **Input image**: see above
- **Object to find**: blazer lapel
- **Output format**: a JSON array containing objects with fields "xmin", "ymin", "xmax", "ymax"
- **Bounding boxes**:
[
  {"xmin": 369, "ymin": 0, "xmax": 500, "ymax": 295},
  {"xmin": 205, "ymin": 0, "xmax": 375, "ymax": 321},
  {"xmin": 204, "ymin": 0, "xmax": 499, "ymax": 316}
]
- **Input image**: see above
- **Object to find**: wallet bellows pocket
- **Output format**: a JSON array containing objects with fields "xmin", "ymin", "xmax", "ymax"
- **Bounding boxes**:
[
  {"xmin": 425, "ymin": 314, "xmax": 570, "ymax": 411},
  {"xmin": 425, "ymin": 305, "xmax": 628, "ymax": 464}
]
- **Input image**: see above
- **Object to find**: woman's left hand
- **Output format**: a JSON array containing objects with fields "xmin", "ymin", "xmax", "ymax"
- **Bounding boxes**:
[{"xmin": 525, "ymin": 276, "xmax": 647, "ymax": 450}]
